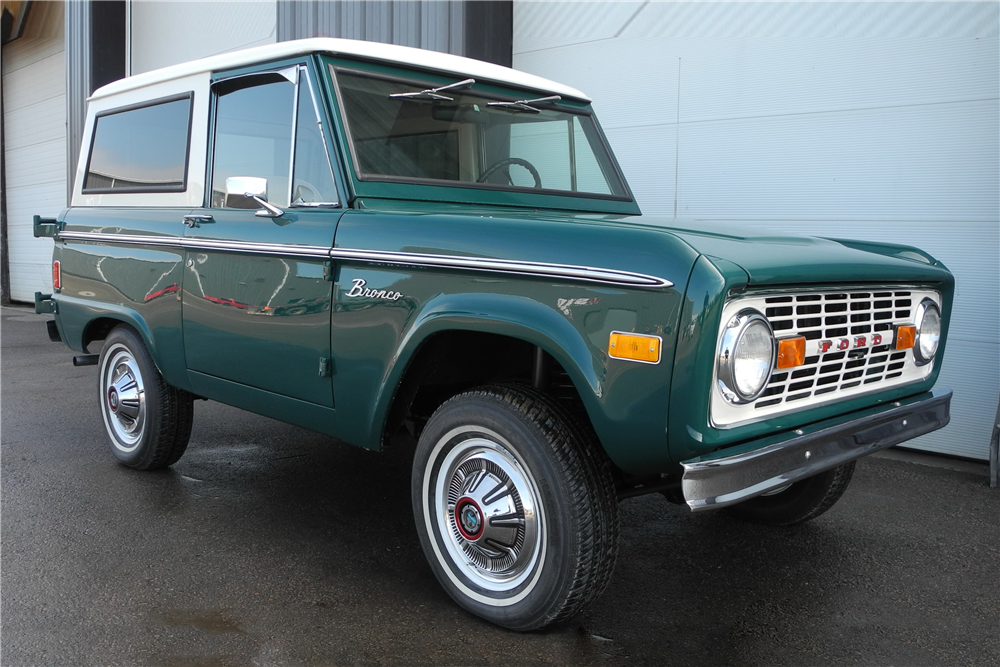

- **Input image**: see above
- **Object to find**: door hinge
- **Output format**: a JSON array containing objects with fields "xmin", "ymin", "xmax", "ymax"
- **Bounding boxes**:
[
  {"xmin": 323, "ymin": 261, "xmax": 335, "ymax": 281},
  {"xmin": 319, "ymin": 357, "xmax": 333, "ymax": 377}
]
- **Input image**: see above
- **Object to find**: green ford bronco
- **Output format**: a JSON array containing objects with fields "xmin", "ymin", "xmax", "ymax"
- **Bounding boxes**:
[{"xmin": 35, "ymin": 38, "xmax": 952, "ymax": 630}]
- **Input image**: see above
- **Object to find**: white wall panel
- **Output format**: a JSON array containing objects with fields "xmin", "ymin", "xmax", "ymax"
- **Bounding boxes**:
[
  {"xmin": 515, "ymin": 37, "xmax": 681, "ymax": 130},
  {"xmin": 513, "ymin": 1, "xmax": 646, "ymax": 54},
  {"xmin": 2, "ymin": 1, "xmax": 66, "ymax": 302},
  {"xmin": 603, "ymin": 125, "xmax": 677, "ymax": 214},
  {"xmin": 514, "ymin": 1, "xmax": 1000, "ymax": 459},
  {"xmin": 675, "ymin": 100, "xmax": 998, "ymax": 221},
  {"xmin": 907, "ymin": 341, "xmax": 1000, "ymax": 459},
  {"xmin": 676, "ymin": 37, "xmax": 999, "ymax": 123},
  {"xmin": 130, "ymin": 1, "xmax": 276, "ymax": 75},
  {"xmin": 621, "ymin": 2, "xmax": 998, "ymax": 40}
]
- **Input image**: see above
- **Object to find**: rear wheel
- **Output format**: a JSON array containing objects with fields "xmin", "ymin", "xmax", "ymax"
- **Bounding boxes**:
[
  {"xmin": 98, "ymin": 325, "xmax": 193, "ymax": 469},
  {"xmin": 724, "ymin": 461, "xmax": 856, "ymax": 526},
  {"xmin": 412, "ymin": 385, "xmax": 618, "ymax": 630}
]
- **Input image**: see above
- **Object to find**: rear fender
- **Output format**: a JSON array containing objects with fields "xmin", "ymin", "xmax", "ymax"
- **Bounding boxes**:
[{"xmin": 54, "ymin": 295, "xmax": 190, "ymax": 391}]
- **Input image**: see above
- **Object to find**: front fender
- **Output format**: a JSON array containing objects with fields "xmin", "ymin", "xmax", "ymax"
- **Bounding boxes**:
[
  {"xmin": 386, "ymin": 291, "xmax": 602, "ymax": 407},
  {"xmin": 335, "ymin": 284, "xmax": 685, "ymax": 474}
]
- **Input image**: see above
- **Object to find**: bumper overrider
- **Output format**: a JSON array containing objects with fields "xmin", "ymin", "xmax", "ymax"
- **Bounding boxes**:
[{"xmin": 681, "ymin": 388, "xmax": 952, "ymax": 511}]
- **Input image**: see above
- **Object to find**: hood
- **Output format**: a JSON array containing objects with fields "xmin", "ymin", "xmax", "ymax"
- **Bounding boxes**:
[{"xmin": 626, "ymin": 217, "xmax": 952, "ymax": 287}]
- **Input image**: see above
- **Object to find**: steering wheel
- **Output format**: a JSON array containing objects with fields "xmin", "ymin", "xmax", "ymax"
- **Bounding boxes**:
[{"xmin": 476, "ymin": 157, "xmax": 542, "ymax": 189}]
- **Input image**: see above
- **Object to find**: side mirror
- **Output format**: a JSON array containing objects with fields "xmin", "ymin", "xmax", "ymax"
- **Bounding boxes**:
[
  {"xmin": 225, "ymin": 176, "xmax": 284, "ymax": 218},
  {"xmin": 225, "ymin": 176, "xmax": 266, "ymax": 208}
]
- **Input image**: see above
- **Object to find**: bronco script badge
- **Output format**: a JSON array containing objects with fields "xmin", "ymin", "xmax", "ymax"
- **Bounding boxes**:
[{"xmin": 345, "ymin": 278, "xmax": 404, "ymax": 301}]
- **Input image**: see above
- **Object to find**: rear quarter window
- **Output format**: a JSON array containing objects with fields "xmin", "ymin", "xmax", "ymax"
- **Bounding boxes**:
[{"xmin": 83, "ymin": 94, "xmax": 193, "ymax": 194}]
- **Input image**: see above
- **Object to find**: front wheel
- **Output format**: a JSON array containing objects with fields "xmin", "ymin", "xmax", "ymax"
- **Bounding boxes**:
[
  {"xmin": 98, "ymin": 325, "xmax": 193, "ymax": 470},
  {"xmin": 412, "ymin": 385, "xmax": 618, "ymax": 630}
]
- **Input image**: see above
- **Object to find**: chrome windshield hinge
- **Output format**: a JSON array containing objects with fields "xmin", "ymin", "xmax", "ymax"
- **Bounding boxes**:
[{"xmin": 319, "ymin": 357, "xmax": 333, "ymax": 377}]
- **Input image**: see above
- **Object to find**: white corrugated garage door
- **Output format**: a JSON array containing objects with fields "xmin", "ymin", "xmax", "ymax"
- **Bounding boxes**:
[
  {"xmin": 514, "ymin": 1, "xmax": 999, "ymax": 460},
  {"xmin": 2, "ymin": 0, "xmax": 65, "ymax": 302}
]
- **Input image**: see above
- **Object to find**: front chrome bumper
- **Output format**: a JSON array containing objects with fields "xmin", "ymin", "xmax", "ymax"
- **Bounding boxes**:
[{"xmin": 681, "ymin": 388, "xmax": 952, "ymax": 512}]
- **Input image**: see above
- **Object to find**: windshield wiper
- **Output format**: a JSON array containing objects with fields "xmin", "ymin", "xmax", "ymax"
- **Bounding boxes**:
[
  {"xmin": 389, "ymin": 78, "xmax": 475, "ymax": 102},
  {"xmin": 487, "ymin": 95, "xmax": 562, "ymax": 114}
]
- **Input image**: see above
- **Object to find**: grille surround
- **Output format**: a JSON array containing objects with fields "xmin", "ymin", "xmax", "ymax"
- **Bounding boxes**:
[{"xmin": 711, "ymin": 287, "xmax": 941, "ymax": 428}]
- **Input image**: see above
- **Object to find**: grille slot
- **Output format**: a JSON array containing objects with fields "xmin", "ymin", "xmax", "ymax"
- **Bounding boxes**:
[{"xmin": 712, "ymin": 287, "xmax": 940, "ymax": 428}]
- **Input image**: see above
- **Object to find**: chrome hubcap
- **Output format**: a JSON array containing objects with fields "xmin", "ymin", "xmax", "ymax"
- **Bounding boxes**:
[
  {"xmin": 101, "ymin": 345, "xmax": 146, "ymax": 451},
  {"xmin": 430, "ymin": 428, "xmax": 544, "ymax": 595}
]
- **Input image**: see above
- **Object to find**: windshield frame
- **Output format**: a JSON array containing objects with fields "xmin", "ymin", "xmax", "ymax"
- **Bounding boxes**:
[{"xmin": 329, "ymin": 64, "xmax": 635, "ymax": 205}]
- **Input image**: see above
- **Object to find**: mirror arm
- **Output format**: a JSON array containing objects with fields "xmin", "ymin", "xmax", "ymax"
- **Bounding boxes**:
[{"xmin": 246, "ymin": 193, "xmax": 284, "ymax": 218}]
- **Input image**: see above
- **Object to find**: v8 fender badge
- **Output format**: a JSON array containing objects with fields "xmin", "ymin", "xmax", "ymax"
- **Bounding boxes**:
[
  {"xmin": 345, "ymin": 278, "xmax": 404, "ymax": 301},
  {"xmin": 557, "ymin": 296, "xmax": 600, "ymax": 318}
]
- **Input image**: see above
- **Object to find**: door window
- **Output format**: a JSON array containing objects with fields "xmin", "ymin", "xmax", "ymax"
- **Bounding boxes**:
[
  {"xmin": 212, "ymin": 74, "xmax": 294, "ymax": 208},
  {"xmin": 211, "ymin": 68, "xmax": 338, "ymax": 210}
]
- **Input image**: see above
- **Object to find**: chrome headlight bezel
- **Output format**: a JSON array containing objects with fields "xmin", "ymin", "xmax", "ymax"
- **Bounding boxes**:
[
  {"xmin": 717, "ymin": 309, "xmax": 776, "ymax": 404},
  {"xmin": 913, "ymin": 298, "xmax": 941, "ymax": 366}
]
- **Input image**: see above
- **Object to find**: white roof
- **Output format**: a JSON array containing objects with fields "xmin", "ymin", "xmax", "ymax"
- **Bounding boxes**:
[{"xmin": 91, "ymin": 37, "xmax": 591, "ymax": 103}]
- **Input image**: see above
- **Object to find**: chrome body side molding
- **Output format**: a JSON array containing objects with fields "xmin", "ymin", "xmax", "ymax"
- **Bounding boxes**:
[
  {"xmin": 57, "ymin": 231, "xmax": 673, "ymax": 288},
  {"xmin": 681, "ymin": 388, "xmax": 952, "ymax": 512},
  {"xmin": 326, "ymin": 247, "xmax": 671, "ymax": 287}
]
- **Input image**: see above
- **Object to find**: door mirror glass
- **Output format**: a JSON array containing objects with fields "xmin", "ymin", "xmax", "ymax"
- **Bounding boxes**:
[{"xmin": 224, "ymin": 176, "xmax": 268, "ymax": 209}]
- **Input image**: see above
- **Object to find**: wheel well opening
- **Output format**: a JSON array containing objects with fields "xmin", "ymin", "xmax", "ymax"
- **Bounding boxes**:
[
  {"xmin": 385, "ymin": 330, "xmax": 587, "ymax": 445},
  {"xmin": 82, "ymin": 317, "xmax": 125, "ymax": 353}
]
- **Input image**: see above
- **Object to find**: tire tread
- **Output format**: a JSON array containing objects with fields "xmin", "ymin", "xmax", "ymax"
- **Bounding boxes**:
[
  {"xmin": 725, "ymin": 461, "xmax": 856, "ymax": 526},
  {"xmin": 436, "ymin": 384, "xmax": 619, "ymax": 629},
  {"xmin": 101, "ymin": 325, "xmax": 193, "ymax": 470}
]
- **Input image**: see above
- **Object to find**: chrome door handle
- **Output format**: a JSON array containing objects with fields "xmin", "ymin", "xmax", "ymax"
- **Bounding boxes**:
[{"xmin": 183, "ymin": 214, "xmax": 214, "ymax": 228}]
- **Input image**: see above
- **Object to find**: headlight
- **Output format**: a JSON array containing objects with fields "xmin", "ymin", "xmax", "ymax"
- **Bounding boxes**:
[
  {"xmin": 718, "ymin": 309, "xmax": 775, "ymax": 403},
  {"xmin": 913, "ymin": 299, "xmax": 941, "ymax": 365}
]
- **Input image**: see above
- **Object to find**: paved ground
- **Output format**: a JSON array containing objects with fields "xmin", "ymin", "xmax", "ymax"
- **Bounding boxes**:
[{"xmin": 3, "ymin": 305, "xmax": 998, "ymax": 666}]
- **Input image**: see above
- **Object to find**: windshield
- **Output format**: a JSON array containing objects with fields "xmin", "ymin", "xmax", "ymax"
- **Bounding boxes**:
[{"xmin": 333, "ymin": 68, "xmax": 629, "ymax": 199}]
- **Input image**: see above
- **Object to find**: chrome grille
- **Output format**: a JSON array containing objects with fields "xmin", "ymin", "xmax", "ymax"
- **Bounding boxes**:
[{"xmin": 711, "ymin": 287, "xmax": 939, "ymax": 428}]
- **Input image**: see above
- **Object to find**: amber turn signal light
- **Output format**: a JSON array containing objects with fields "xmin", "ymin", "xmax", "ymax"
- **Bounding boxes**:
[
  {"xmin": 609, "ymin": 332, "xmax": 661, "ymax": 364},
  {"xmin": 895, "ymin": 325, "xmax": 916, "ymax": 350},
  {"xmin": 776, "ymin": 336, "xmax": 806, "ymax": 369}
]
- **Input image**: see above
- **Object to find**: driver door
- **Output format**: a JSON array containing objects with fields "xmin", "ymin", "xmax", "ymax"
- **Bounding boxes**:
[{"xmin": 182, "ymin": 64, "xmax": 343, "ymax": 407}]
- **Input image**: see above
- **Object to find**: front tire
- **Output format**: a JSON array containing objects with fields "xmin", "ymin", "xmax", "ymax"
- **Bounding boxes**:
[
  {"xmin": 98, "ymin": 325, "xmax": 193, "ymax": 470},
  {"xmin": 724, "ymin": 461, "xmax": 856, "ymax": 526},
  {"xmin": 412, "ymin": 385, "xmax": 618, "ymax": 630}
]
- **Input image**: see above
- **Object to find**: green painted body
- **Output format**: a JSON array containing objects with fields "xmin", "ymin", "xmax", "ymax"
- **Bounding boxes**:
[{"xmin": 46, "ymin": 50, "xmax": 955, "ymax": 475}]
